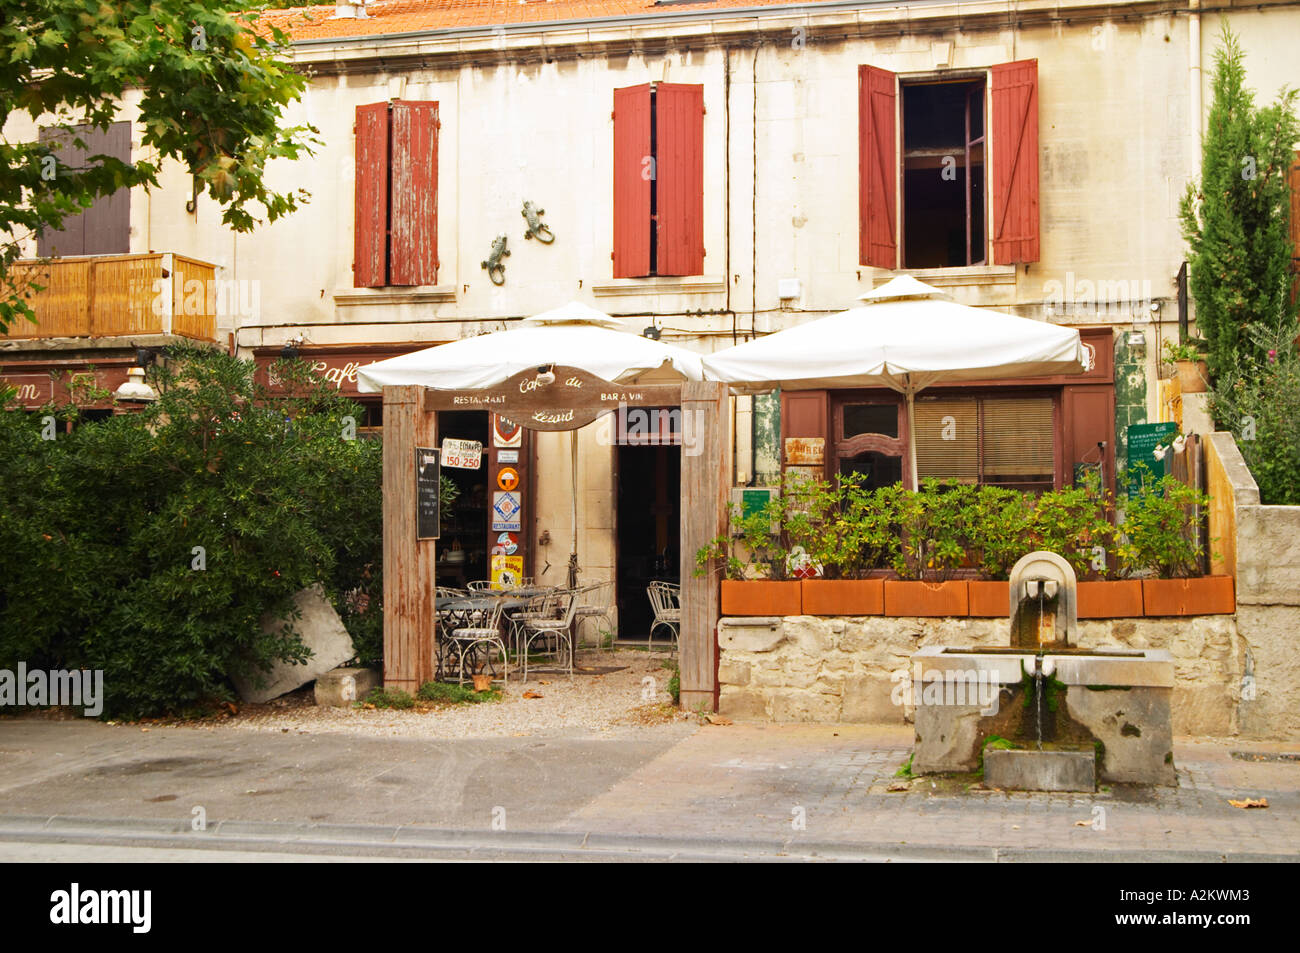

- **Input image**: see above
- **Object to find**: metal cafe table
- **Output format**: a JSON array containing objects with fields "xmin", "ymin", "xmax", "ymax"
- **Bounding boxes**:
[{"xmin": 434, "ymin": 591, "xmax": 540, "ymax": 682}]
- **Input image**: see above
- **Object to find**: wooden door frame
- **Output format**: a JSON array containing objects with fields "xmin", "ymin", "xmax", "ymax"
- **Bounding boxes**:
[{"xmin": 381, "ymin": 375, "xmax": 728, "ymax": 711}]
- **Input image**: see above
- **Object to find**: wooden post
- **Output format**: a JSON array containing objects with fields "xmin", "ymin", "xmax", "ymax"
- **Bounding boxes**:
[
  {"xmin": 382, "ymin": 385, "xmax": 437, "ymax": 691},
  {"xmin": 678, "ymin": 381, "xmax": 728, "ymax": 712}
]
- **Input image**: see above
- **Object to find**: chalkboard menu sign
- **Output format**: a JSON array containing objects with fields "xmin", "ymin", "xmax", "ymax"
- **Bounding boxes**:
[
  {"xmin": 416, "ymin": 447, "xmax": 441, "ymax": 540},
  {"xmin": 1125, "ymin": 422, "xmax": 1177, "ymax": 498}
]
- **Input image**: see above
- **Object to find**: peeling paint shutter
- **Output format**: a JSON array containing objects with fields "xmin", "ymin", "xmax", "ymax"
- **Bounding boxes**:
[
  {"xmin": 991, "ymin": 59, "xmax": 1040, "ymax": 265},
  {"xmin": 655, "ymin": 83, "xmax": 704, "ymax": 277},
  {"xmin": 613, "ymin": 84, "xmax": 652, "ymax": 278},
  {"xmin": 858, "ymin": 65, "xmax": 898, "ymax": 269},
  {"xmin": 390, "ymin": 101, "xmax": 439, "ymax": 286},
  {"xmin": 354, "ymin": 102, "xmax": 390, "ymax": 288}
]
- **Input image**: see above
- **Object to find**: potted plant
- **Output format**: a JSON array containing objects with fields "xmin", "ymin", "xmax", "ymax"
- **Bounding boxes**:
[
  {"xmin": 1163, "ymin": 338, "xmax": 1209, "ymax": 394},
  {"xmin": 1117, "ymin": 475, "xmax": 1233, "ymax": 615},
  {"xmin": 697, "ymin": 496, "xmax": 802, "ymax": 616}
]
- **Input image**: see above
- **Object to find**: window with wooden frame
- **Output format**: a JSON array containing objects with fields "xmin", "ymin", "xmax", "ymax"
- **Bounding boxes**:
[
  {"xmin": 832, "ymin": 395, "xmax": 906, "ymax": 489},
  {"xmin": 914, "ymin": 393, "xmax": 1056, "ymax": 490},
  {"xmin": 859, "ymin": 60, "xmax": 1039, "ymax": 270},
  {"xmin": 612, "ymin": 83, "xmax": 704, "ymax": 278},
  {"xmin": 354, "ymin": 100, "xmax": 439, "ymax": 288}
]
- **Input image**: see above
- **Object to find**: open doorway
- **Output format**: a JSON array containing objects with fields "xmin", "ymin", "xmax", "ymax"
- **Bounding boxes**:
[
  {"xmin": 615, "ymin": 440, "xmax": 681, "ymax": 640},
  {"xmin": 435, "ymin": 411, "xmax": 489, "ymax": 588}
]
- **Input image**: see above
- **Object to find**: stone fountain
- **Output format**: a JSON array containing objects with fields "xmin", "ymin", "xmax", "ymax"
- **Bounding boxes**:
[{"xmin": 911, "ymin": 552, "xmax": 1175, "ymax": 789}]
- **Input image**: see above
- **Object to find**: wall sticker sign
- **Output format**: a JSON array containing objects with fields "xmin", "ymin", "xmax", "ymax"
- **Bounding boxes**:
[
  {"xmin": 493, "ymin": 415, "xmax": 522, "ymax": 448},
  {"xmin": 492, "ymin": 490, "xmax": 522, "ymax": 532},
  {"xmin": 497, "ymin": 449, "xmax": 519, "ymax": 464},
  {"xmin": 497, "ymin": 466, "xmax": 520, "ymax": 491}
]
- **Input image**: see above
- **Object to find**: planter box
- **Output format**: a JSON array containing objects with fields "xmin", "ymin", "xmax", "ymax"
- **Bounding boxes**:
[
  {"xmin": 1176, "ymin": 360, "xmax": 1208, "ymax": 394},
  {"xmin": 883, "ymin": 580, "xmax": 969, "ymax": 617},
  {"xmin": 720, "ymin": 580, "xmax": 802, "ymax": 617},
  {"xmin": 800, "ymin": 579, "xmax": 884, "ymax": 616},
  {"xmin": 1077, "ymin": 580, "xmax": 1145, "ymax": 619},
  {"xmin": 967, "ymin": 580, "xmax": 1008, "ymax": 617},
  {"xmin": 1142, "ymin": 576, "xmax": 1235, "ymax": 616}
]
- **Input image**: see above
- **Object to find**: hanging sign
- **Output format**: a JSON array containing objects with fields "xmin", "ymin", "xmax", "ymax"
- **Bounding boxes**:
[
  {"xmin": 493, "ymin": 415, "xmax": 522, "ymax": 447},
  {"xmin": 441, "ymin": 438, "xmax": 482, "ymax": 469},
  {"xmin": 497, "ymin": 466, "xmax": 520, "ymax": 491},
  {"xmin": 492, "ymin": 490, "xmax": 522, "ymax": 532},
  {"xmin": 424, "ymin": 367, "xmax": 683, "ymax": 432},
  {"xmin": 415, "ymin": 447, "xmax": 441, "ymax": 540}
]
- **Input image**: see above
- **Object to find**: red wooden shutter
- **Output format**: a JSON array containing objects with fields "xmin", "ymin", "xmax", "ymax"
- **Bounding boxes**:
[
  {"xmin": 655, "ymin": 83, "xmax": 704, "ymax": 276},
  {"xmin": 991, "ymin": 59, "xmax": 1040, "ymax": 264},
  {"xmin": 354, "ymin": 102, "xmax": 390, "ymax": 288},
  {"xmin": 389, "ymin": 101, "xmax": 439, "ymax": 286},
  {"xmin": 613, "ymin": 84, "xmax": 652, "ymax": 278},
  {"xmin": 858, "ymin": 65, "xmax": 898, "ymax": 269}
]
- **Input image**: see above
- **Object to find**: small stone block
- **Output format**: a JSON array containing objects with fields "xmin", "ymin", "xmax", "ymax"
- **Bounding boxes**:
[
  {"xmin": 984, "ymin": 748, "xmax": 1096, "ymax": 792},
  {"xmin": 314, "ymin": 666, "xmax": 379, "ymax": 707}
]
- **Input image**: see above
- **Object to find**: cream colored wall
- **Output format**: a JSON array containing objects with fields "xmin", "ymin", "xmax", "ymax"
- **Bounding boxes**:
[{"xmin": 14, "ymin": 1, "xmax": 1283, "ymax": 634}]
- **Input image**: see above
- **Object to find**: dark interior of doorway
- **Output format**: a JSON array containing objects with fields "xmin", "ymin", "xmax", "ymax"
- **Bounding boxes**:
[
  {"xmin": 436, "ymin": 411, "xmax": 489, "ymax": 588},
  {"xmin": 616, "ymin": 443, "xmax": 680, "ymax": 639}
]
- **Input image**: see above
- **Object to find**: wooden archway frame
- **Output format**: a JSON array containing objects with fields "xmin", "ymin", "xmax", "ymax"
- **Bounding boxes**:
[{"xmin": 381, "ymin": 368, "xmax": 727, "ymax": 711}]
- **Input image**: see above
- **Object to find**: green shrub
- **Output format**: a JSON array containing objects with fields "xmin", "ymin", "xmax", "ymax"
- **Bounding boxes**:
[
  {"xmin": 0, "ymin": 345, "xmax": 383, "ymax": 719},
  {"xmin": 1029, "ymin": 469, "xmax": 1116, "ymax": 579},
  {"xmin": 1116, "ymin": 475, "xmax": 1210, "ymax": 577},
  {"xmin": 416, "ymin": 681, "xmax": 501, "ymax": 704},
  {"xmin": 364, "ymin": 688, "xmax": 415, "ymax": 709}
]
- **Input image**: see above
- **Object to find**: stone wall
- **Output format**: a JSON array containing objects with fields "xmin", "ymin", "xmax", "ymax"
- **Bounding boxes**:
[
  {"xmin": 1208, "ymin": 433, "xmax": 1300, "ymax": 741},
  {"xmin": 718, "ymin": 614, "xmax": 1240, "ymax": 737}
]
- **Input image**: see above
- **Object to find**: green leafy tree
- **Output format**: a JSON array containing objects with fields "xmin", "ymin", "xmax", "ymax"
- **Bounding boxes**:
[
  {"xmin": 1178, "ymin": 23, "xmax": 1299, "ymax": 382},
  {"xmin": 0, "ymin": 345, "xmax": 382, "ymax": 718},
  {"xmin": 0, "ymin": 0, "xmax": 318, "ymax": 332}
]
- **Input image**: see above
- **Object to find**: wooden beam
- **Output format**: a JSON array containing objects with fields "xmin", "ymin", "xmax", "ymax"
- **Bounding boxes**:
[
  {"xmin": 678, "ymin": 380, "xmax": 728, "ymax": 712},
  {"xmin": 382, "ymin": 385, "xmax": 437, "ymax": 691}
]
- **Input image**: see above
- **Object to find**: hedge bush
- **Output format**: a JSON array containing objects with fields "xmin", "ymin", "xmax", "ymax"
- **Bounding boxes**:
[{"xmin": 0, "ymin": 345, "xmax": 383, "ymax": 719}]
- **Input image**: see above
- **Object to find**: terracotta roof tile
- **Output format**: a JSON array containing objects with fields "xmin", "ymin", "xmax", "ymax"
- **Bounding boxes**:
[{"xmin": 261, "ymin": 0, "xmax": 854, "ymax": 42}]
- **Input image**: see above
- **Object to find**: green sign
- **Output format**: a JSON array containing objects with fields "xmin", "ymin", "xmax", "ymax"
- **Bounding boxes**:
[
  {"xmin": 1125, "ymin": 422, "xmax": 1177, "ymax": 497},
  {"xmin": 739, "ymin": 488, "xmax": 774, "ymax": 521}
]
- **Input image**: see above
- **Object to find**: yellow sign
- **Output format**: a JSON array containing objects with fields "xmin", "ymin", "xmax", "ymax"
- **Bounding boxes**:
[
  {"xmin": 497, "ymin": 466, "xmax": 520, "ymax": 491},
  {"xmin": 491, "ymin": 554, "xmax": 524, "ymax": 589}
]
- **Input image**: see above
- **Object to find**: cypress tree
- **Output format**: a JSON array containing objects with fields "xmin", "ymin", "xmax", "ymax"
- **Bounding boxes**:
[{"xmin": 1179, "ymin": 23, "xmax": 1299, "ymax": 387}]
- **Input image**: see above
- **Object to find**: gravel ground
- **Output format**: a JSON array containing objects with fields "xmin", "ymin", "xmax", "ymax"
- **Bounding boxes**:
[{"xmin": 166, "ymin": 648, "xmax": 694, "ymax": 739}]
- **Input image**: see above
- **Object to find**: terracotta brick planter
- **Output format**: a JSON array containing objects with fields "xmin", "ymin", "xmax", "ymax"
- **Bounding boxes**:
[
  {"xmin": 967, "ymin": 580, "xmax": 1008, "ymax": 617},
  {"xmin": 800, "ymin": 579, "xmax": 884, "ymax": 616},
  {"xmin": 1077, "ymin": 580, "xmax": 1145, "ymax": 619},
  {"xmin": 720, "ymin": 580, "xmax": 802, "ymax": 616},
  {"xmin": 1142, "ymin": 576, "xmax": 1235, "ymax": 616},
  {"xmin": 883, "ymin": 580, "xmax": 969, "ymax": 617}
]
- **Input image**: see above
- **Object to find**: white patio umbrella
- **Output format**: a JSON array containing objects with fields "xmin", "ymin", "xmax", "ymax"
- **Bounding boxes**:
[
  {"xmin": 357, "ymin": 301, "xmax": 705, "ymax": 587},
  {"xmin": 701, "ymin": 276, "xmax": 1086, "ymax": 488},
  {"xmin": 356, "ymin": 300, "xmax": 704, "ymax": 391}
]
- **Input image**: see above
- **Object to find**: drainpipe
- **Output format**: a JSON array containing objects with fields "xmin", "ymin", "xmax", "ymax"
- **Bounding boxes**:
[{"xmin": 1189, "ymin": 0, "xmax": 1202, "ymax": 180}]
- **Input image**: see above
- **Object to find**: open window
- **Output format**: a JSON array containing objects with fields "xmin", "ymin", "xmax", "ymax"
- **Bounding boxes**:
[{"xmin": 859, "ymin": 60, "xmax": 1039, "ymax": 269}]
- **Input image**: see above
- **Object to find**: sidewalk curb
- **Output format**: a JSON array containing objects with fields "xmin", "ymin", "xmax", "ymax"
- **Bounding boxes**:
[{"xmin": 0, "ymin": 815, "xmax": 1294, "ymax": 862}]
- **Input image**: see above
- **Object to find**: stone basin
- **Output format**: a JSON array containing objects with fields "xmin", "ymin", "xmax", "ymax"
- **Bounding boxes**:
[{"xmin": 910, "ymin": 645, "xmax": 1176, "ymax": 785}]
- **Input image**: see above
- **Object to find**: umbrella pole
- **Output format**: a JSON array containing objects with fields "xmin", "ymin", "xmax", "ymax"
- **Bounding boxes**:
[
  {"xmin": 568, "ymin": 428, "xmax": 579, "ymax": 588},
  {"xmin": 906, "ymin": 387, "xmax": 919, "ymax": 490}
]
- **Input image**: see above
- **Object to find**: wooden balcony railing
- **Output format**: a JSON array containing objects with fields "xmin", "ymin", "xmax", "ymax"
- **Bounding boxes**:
[{"xmin": 3, "ymin": 253, "xmax": 220, "ymax": 342}]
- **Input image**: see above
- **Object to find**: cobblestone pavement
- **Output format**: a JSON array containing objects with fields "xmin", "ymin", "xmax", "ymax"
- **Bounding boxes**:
[{"xmin": 560, "ymin": 725, "xmax": 1300, "ymax": 858}]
